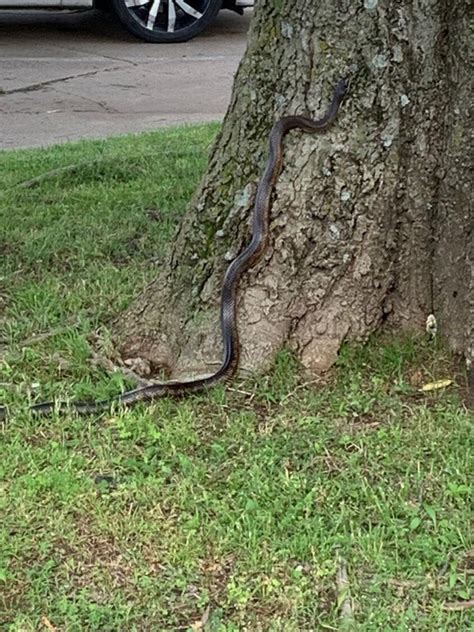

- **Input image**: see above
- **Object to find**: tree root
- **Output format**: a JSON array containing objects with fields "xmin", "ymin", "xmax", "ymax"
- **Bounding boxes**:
[{"xmin": 90, "ymin": 351, "xmax": 153, "ymax": 388}]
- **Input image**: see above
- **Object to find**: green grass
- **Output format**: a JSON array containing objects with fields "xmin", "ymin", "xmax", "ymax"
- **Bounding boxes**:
[{"xmin": 1, "ymin": 127, "xmax": 472, "ymax": 631}]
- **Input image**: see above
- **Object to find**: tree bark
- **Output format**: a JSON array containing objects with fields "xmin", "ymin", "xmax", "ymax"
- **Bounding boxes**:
[{"xmin": 114, "ymin": 0, "xmax": 473, "ymax": 381}]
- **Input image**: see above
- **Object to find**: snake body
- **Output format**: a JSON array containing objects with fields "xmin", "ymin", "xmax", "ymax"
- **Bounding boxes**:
[{"xmin": 0, "ymin": 79, "xmax": 348, "ymax": 420}]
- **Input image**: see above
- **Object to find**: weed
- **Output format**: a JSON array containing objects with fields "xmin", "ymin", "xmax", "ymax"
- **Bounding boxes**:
[{"xmin": 0, "ymin": 127, "xmax": 472, "ymax": 630}]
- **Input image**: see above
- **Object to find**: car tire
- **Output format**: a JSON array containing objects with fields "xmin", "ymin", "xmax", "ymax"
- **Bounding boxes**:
[{"xmin": 111, "ymin": 0, "xmax": 222, "ymax": 43}]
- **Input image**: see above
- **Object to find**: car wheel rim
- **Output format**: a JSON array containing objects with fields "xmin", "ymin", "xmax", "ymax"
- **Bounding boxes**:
[{"xmin": 123, "ymin": 0, "xmax": 212, "ymax": 34}]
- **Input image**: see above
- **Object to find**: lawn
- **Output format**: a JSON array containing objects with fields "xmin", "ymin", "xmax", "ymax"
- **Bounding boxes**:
[{"xmin": 0, "ymin": 126, "xmax": 472, "ymax": 630}]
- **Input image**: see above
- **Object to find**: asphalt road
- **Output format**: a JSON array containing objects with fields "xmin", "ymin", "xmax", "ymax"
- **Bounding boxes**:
[{"xmin": 0, "ymin": 8, "xmax": 252, "ymax": 149}]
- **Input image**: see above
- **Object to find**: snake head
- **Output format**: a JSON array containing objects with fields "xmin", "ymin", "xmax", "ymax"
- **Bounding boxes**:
[{"xmin": 336, "ymin": 78, "xmax": 351, "ymax": 98}]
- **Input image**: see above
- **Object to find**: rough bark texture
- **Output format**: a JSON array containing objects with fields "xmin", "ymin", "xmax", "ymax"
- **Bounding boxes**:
[
  {"xmin": 114, "ymin": 0, "xmax": 473, "ymax": 381},
  {"xmin": 433, "ymin": 1, "xmax": 473, "ymax": 373}
]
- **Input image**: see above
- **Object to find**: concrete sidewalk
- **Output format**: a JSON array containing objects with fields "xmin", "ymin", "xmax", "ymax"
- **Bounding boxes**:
[{"xmin": 0, "ymin": 8, "xmax": 251, "ymax": 149}]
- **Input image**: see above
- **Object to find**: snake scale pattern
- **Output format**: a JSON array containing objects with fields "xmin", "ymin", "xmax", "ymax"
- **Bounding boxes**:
[{"xmin": 0, "ymin": 78, "xmax": 348, "ymax": 421}]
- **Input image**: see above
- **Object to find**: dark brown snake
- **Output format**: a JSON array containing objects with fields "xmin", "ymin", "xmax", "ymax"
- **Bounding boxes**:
[{"xmin": 0, "ymin": 79, "xmax": 348, "ymax": 421}]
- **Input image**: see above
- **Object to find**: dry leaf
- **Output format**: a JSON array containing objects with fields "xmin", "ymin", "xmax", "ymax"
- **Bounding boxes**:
[
  {"xmin": 420, "ymin": 379, "xmax": 453, "ymax": 392},
  {"xmin": 41, "ymin": 617, "xmax": 56, "ymax": 632},
  {"xmin": 191, "ymin": 605, "xmax": 211, "ymax": 630},
  {"xmin": 410, "ymin": 369, "xmax": 424, "ymax": 387}
]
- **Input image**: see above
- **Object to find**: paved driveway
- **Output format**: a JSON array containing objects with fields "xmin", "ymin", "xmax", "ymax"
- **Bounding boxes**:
[{"xmin": 0, "ymin": 8, "xmax": 251, "ymax": 149}]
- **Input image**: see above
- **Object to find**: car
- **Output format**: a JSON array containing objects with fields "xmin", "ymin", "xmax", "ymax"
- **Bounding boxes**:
[{"xmin": 0, "ymin": 0, "xmax": 254, "ymax": 42}]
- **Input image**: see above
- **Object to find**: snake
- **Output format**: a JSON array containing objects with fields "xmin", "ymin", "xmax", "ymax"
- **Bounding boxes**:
[{"xmin": 0, "ymin": 79, "xmax": 348, "ymax": 421}]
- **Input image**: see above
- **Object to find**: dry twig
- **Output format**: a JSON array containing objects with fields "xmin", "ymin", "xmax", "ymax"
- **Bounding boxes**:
[{"xmin": 279, "ymin": 378, "xmax": 323, "ymax": 404}]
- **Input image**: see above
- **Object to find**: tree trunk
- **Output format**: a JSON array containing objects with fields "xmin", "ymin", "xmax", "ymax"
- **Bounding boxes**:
[{"xmin": 114, "ymin": 0, "xmax": 473, "ymax": 381}]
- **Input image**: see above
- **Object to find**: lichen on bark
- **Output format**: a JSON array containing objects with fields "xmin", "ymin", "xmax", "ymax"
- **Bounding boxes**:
[{"xmin": 114, "ymin": 0, "xmax": 473, "ymax": 382}]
